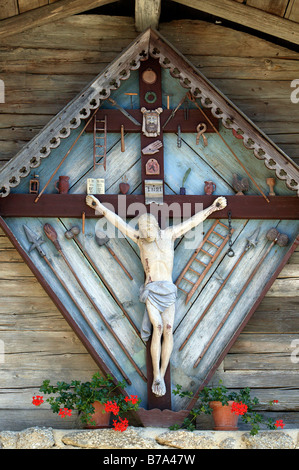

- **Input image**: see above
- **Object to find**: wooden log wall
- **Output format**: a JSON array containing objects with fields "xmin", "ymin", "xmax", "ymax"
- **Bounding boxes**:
[{"xmin": 0, "ymin": 15, "xmax": 298, "ymax": 430}]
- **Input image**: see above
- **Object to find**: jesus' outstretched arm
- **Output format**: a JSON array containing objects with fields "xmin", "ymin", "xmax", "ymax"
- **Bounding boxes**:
[
  {"xmin": 86, "ymin": 195, "xmax": 139, "ymax": 242},
  {"xmin": 167, "ymin": 196, "xmax": 227, "ymax": 239}
]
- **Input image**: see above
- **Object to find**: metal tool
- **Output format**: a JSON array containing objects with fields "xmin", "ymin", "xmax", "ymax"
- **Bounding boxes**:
[
  {"xmin": 108, "ymin": 97, "xmax": 141, "ymax": 126},
  {"xmin": 163, "ymin": 93, "xmax": 173, "ymax": 110},
  {"xmin": 162, "ymin": 93, "xmax": 188, "ymax": 130},
  {"xmin": 226, "ymin": 211, "xmax": 235, "ymax": 257},
  {"xmin": 43, "ymin": 223, "xmax": 146, "ymax": 382},
  {"xmin": 179, "ymin": 227, "xmax": 260, "ymax": 351},
  {"xmin": 193, "ymin": 227, "xmax": 289, "ymax": 368},
  {"xmin": 196, "ymin": 123, "xmax": 208, "ymax": 146},
  {"xmin": 124, "ymin": 92, "xmax": 138, "ymax": 109},
  {"xmin": 23, "ymin": 224, "xmax": 131, "ymax": 384},
  {"xmin": 95, "ymin": 230, "xmax": 133, "ymax": 280},
  {"xmin": 120, "ymin": 125, "xmax": 125, "ymax": 152},
  {"xmin": 177, "ymin": 125, "xmax": 182, "ymax": 148},
  {"xmin": 65, "ymin": 226, "xmax": 140, "ymax": 337}
]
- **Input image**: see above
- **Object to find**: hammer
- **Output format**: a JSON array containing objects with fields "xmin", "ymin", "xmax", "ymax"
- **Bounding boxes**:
[{"xmin": 95, "ymin": 230, "xmax": 133, "ymax": 280}]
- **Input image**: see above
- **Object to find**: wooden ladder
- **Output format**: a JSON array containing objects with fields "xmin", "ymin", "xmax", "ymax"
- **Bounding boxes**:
[
  {"xmin": 175, "ymin": 220, "xmax": 233, "ymax": 305},
  {"xmin": 93, "ymin": 115, "xmax": 107, "ymax": 171}
]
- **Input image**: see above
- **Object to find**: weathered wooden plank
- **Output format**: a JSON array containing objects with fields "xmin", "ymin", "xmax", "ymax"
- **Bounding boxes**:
[
  {"xmin": 285, "ymin": 0, "xmax": 299, "ymax": 22},
  {"xmin": 0, "ymin": 15, "xmax": 138, "ymax": 49},
  {"xmin": 0, "ymin": 0, "xmax": 117, "ymax": 39},
  {"xmin": 213, "ymin": 369, "xmax": 299, "ymax": 388},
  {"xmin": 0, "ymin": 278, "xmax": 46, "ymax": 296},
  {"xmin": 266, "ymin": 278, "xmax": 299, "ymax": 297},
  {"xmin": 0, "ymin": 261, "xmax": 33, "ymax": 278},
  {"xmin": 18, "ymin": 0, "xmax": 48, "ymax": 14},
  {"xmin": 246, "ymin": 0, "xmax": 289, "ymax": 17},
  {"xmin": 171, "ymin": 0, "xmax": 299, "ymax": 45},
  {"xmin": 0, "ymin": 0, "xmax": 18, "ymax": 20},
  {"xmin": 0, "ymin": 409, "xmax": 80, "ymax": 431},
  {"xmin": 159, "ymin": 19, "xmax": 298, "ymax": 58},
  {"xmin": 0, "ymin": 248, "xmax": 23, "ymax": 262},
  {"xmin": 242, "ymin": 297, "xmax": 299, "ymax": 333},
  {"xmin": 225, "ymin": 353, "xmax": 298, "ymax": 370},
  {"xmin": 228, "ymin": 333, "xmax": 298, "ymax": 353}
]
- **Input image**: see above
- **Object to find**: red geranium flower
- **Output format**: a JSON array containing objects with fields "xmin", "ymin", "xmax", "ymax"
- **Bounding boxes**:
[
  {"xmin": 113, "ymin": 417, "xmax": 129, "ymax": 432},
  {"xmin": 58, "ymin": 408, "xmax": 72, "ymax": 418},
  {"xmin": 275, "ymin": 419, "xmax": 285, "ymax": 429},
  {"xmin": 32, "ymin": 395, "xmax": 44, "ymax": 406},
  {"xmin": 124, "ymin": 395, "xmax": 139, "ymax": 405},
  {"xmin": 104, "ymin": 401, "xmax": 120, "ymax": 416},
  {"xmin": 231, "ymin": 401, "xmax": 248, "ymax": 416}
]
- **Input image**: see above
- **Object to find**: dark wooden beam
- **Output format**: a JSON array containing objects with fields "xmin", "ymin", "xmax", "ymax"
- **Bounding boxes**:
[
  {"xmin": 85, "ymin": 109, "xmax": 218, "ymax": 133},
  {"xmin": 0, "ymin": 0, "xmax": 116, "ymax": 40},
  {"xmin": 1, "ymin": 194, "xmax": 298, "ymax": 220},
  {"xmin": 171, "ymin": 0, "xmax": 299, "ymax": 46}
]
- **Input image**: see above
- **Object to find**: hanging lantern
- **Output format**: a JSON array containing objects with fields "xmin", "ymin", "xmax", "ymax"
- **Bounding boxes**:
[{"xmin": 29, "ymin": 174, "xmax": 40, "ymax": 194}]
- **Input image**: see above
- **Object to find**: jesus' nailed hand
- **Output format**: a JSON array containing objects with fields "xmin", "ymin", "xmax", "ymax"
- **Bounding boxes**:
[{"xmin": 86, "ymin": 194, "xmax": 227, "ymax": 397}]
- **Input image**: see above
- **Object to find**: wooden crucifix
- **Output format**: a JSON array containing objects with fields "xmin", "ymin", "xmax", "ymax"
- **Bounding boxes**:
[{"xmin": 85, "ymin": 57, "xmax": 225, "ymax": 409}]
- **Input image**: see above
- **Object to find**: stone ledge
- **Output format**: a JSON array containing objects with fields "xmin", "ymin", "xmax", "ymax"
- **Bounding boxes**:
[{"xmin": 0, "ymin": 426, "xmax": 298, "ymax": 449}]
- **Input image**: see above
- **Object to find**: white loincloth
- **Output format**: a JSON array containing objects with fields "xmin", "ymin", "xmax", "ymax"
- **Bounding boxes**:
[{"xmin": 139, "ymin": 281, "xmax": 177, "ymax": 342}]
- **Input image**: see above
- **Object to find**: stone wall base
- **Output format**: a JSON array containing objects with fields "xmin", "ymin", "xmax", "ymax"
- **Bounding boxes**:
[{"xmin": 0, "ymin": 426, "xmax": 298, "ymax": 449}]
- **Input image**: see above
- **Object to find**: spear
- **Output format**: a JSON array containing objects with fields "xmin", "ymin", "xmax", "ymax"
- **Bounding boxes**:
[{"xmin": 23, "ymin": 224, "xmax": 131, "ymax": 385}]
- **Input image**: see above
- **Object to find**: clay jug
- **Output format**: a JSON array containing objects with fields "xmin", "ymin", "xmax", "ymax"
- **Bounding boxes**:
[
  {"xmin": 204, "ymin": 181, "xmax": 216, "ymax": 195},
  {"xmin": 55, "ymin": 175, "xmax": 70, "ymax": 194}
]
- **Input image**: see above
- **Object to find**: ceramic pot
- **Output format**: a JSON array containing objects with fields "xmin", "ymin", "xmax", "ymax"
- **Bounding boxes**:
[
  {"xmin": 209, "ymin": 401, "xmax": 239, "ymax": 431},
  {"xmin": 204, "ymin": 181, "xmax": 216, "ymax": 195},
  {"xmin": 85, "ymin": 401, "xmax": 111, "ymax": 429},
  {"xmin": 55, "ymin": 175, "xmax": 70, "ymax": 194},
  {"xmin": 180, "ymin": 187, "xmax": 186, "ymax": 195}
]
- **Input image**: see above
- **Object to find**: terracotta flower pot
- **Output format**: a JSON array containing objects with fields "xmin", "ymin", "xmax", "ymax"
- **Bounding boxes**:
[
  {"xmin": 85, "ymin": 401, "xmax": 111, "ymax": 429},
  {"xmin": 209, "ymin": 401, "xmax": 239, "ymax": 431}
]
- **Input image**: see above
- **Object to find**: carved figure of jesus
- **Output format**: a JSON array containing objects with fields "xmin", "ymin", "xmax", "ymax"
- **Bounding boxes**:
[{"xmin": 86, "ymin": 195, "xmax": 227, "ymax": 397}]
